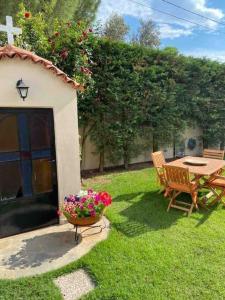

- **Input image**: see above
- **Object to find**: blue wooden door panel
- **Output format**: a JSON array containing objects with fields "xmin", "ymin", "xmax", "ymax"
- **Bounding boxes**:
[
  {"xmin": 32, "ymin": 149, "xmax": 51, "ymax": 159},
  {"xmin": 18, "ymin": 113, "xmax": 33, "ymax": 197},
  {"xmin": 0, "ymin": 152, "xmax": 20, "ymax": 162}
]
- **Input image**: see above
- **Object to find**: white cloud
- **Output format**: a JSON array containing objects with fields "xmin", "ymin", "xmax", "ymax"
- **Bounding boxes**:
[
  {"xmin": 159, "ymin": 24, "xmax": 192, "ymax": 39},
  {"xmin": 97, "ymin": 0, "xmax": 152, "ymax": 23},
  {"xmin": 97, "ymin": 0, "xmax": 225, "ymax": 39},
  {"xmin": 183, "ymin": 49, "xmax": 225, "ymax": 62}
]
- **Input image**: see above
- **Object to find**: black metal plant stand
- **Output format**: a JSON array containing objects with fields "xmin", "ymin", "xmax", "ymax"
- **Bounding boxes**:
[{"xmin": 74, "ymin": 219, "xmax": 106, "ymax": 243}]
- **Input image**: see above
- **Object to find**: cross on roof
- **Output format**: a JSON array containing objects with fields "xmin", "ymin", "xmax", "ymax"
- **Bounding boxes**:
[{"xmin": 0, "ymin": 16, "xmax": 22, "ymax": 45}]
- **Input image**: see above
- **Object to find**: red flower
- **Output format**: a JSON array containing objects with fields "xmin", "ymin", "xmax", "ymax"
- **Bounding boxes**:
[
  {"xmin": 82, "ymin": 31, "xmax": 87, "ymax": 38},
  {"xmin": 60, "ymin": 48, "xmax": 69, "ymax": 59},
  {"xmin": 56, "ymin": 210, "xmax": 61, "ymax": 216},
  {"xmin": 54, "ymin": 32, "xmax": 60, "ymax": 37},
  {"xmin": 94, "ymin": 199, "xmax": 99, "ymax": 205},
  {"xmin": 24, "ymin": 12, "xmax": 31, "ymax": 19},
  {"xmin": 80, "ymin": 66, "xmax": 92, "ymax": 75},
  {"xmin": 98, "ymin": 192, "xmax": 112, "ymax": 206}
]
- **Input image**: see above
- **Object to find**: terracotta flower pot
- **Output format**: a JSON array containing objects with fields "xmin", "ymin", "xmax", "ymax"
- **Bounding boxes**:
[{"xmin": 67, "ymin": 214, "xmax": 102, "ymax": 226}]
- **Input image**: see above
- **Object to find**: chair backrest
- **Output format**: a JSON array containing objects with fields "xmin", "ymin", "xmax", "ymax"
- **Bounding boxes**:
[
  {"xmin": 151, "ymin": 151, "xmax": 166, "ymax": 186},
  {"xmin": 151, "ymin": 151, "xmax": 165, "ymax": 168},
  {"xmin": 164, "ymin": 165, "xmax": 191, "ymax": 192},
  {"xmin": 203, "ymin": 148, "xmax": 224, "ymax": 160}
]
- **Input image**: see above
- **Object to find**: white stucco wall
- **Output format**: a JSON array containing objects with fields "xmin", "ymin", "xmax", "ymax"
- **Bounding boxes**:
[
  {"xmin": 0, "ymin": 57, "xmax": 80, "ymax": 220},
  {"xmin": 80, "ymin": 126, "xmax": 203, "ymax": 170}
]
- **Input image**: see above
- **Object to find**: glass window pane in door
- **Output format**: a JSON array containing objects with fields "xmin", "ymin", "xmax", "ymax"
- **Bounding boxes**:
[
  {"xmin": 32, "ymin": 159, "xmax": 52, "ymax": 194},
  {"xmin": 0, "ymin": 114, "xmax": 19, "ymax": 152},
  {"xmin": 30, "ymin": 113, "xmax": 51, "ymax": 150},
  {"xmin": 0, "ymin": 162, "xmax": 22, "ymax": 201}
]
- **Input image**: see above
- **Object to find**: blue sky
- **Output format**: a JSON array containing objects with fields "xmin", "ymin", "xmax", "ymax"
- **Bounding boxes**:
[{"xmin": 97, "ymin": 0, "xmax": 225, "ymax": 62}]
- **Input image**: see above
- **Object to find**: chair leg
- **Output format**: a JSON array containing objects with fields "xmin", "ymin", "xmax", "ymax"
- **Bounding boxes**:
[
  {"xmin": 167, "ymin": 190, "xmax": 175, "ymax": 212},
  {"xmin": 208, "ymin": 188, "xmax": 222, "ymax": 207},
  {"xmin": 188, "ymin": 203, "xmax": 194, "ymax": 217},
  {"xmin": 191, "ymin": 192, "xmax": 198, "ymax": 210},
  {"xmin": 219, "ymin": 190, "xmax": 225, "ymax": 206},
  {"xmin": 164, "ymin": 187, "xmax": 172, "ymax": 198},
  {"xmin": 188, "ymin": 192, "xmax": 198, "ymax": 216}
]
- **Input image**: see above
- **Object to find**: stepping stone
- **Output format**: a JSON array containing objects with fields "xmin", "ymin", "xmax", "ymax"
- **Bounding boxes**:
[{"xmin": 54, "ymin": 269, "xmax": 95, "ymax": 300}]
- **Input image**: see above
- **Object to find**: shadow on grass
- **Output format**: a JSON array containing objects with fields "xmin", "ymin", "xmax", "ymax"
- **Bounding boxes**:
[
  {"xmin": 192, "ymin": 189, "xmax": 219, "ymax": 227},
  {"xmin": 112, "ymin": 190, "xmax": 218, "ymax": 237},
  {"xmin": 112, "ymin": 191, "xmax": 184, "ymax": 237},
  {"xmin": 194, "ymin": 203, "xmax": 218, "ymax": 227}
]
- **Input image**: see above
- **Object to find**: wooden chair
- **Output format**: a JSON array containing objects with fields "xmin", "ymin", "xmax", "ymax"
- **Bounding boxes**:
[
  {"xmin": 164, "ymin": 165, "xmax": 198, "ymax": 216},
  {"xmin": 204, "ymin": 175, "xmax": 225, "ymax": 206},
  {"xmin": 203, "ymin": 149, "xmax": 224, "ymax": 160},
  {"xmin": 151, "ymin": 151, "xmax": 166, "ymax": 192},
  {"xmin": 203, "ymin": 149, "xmax": 225, "ymax": 175}
]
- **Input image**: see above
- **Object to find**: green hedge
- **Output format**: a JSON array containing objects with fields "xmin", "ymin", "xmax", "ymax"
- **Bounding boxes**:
[{"xmin": 79, "ymin": 39, "xmax": 225, "ymax": 170}]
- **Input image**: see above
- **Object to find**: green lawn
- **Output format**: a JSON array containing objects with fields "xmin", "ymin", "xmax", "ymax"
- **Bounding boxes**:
[{"xmin": 1, "ymin": 167, "xmax": 225, "ymax": 299}]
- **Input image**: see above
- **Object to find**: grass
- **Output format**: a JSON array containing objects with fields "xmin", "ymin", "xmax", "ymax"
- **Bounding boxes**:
[{"xmin": 1, "ymin": 167, "xmax": 225, "ymax": 299}]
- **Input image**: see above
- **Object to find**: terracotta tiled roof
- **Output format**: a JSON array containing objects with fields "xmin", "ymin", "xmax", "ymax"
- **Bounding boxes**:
[{"xmin": 0, "ymin": 44, "xmax": 82, "ymax": 90}]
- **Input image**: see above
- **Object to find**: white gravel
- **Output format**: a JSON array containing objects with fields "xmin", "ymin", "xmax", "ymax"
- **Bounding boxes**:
[{"xmin": 54, "ymin": 269, "xmax": 95, "ymax": 300}]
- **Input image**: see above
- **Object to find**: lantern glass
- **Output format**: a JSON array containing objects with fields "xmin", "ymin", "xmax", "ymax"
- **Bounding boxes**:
[{"xmin": 16, "ymin": 79, "xmax": 29, "ymax": 101}]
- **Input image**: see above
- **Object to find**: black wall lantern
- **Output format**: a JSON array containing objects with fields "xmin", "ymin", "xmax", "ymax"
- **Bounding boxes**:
[{"xmin": 16, "ymin": 79, "xmax": 29, "ymax": 101}]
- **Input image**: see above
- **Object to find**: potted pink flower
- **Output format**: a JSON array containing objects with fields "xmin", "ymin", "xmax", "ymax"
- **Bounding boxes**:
[{"xmin": 61, "ymin": 189, "xmax": 112, "ymax": 226}]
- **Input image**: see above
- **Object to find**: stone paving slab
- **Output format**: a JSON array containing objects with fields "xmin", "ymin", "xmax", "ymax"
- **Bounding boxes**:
[
  {"xmin": 54, "ymin": 269, "xmax": 95, "ymax": 300},
  {"xmin": 0, "ymin": 217, "xmax": 110, "ymax": 279}
]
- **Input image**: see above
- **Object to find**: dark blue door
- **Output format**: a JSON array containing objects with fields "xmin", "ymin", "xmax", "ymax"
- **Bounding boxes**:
[{"xmin": 0, "ymin": 108, "xmax": 58, "ymax": 238}]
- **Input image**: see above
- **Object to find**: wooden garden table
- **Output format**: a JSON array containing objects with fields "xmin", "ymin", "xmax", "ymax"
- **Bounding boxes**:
[{"xmin": 165, "ymin": 156, "xmax": 225, "ymax": 207}]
